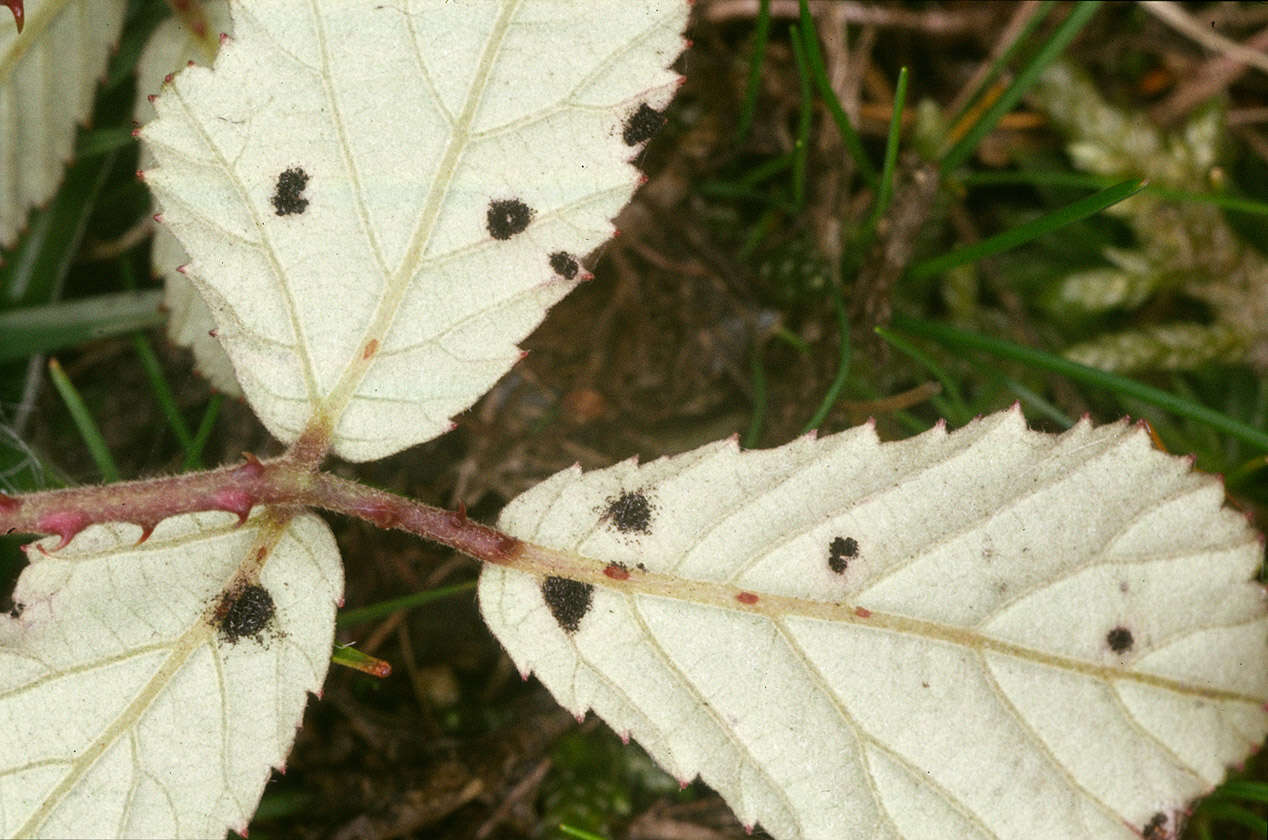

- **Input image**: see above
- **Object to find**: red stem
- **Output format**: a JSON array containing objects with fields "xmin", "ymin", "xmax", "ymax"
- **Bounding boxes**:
[{"xmin": 0, "ymin": 458, "xmax": 522, "ymax": 565}]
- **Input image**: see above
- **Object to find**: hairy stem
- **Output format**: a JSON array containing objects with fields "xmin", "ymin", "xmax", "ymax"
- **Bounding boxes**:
[{"xmin": 0, "ymin": 456, "xmax": 522, "ymax": 566}]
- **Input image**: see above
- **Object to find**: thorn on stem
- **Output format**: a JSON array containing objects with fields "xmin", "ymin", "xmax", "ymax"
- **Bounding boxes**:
[
  {"xmin": 447, "ymin": 502, "xmax": 468, "ymax": 529},
  {"xmin": 211, "ymin": 489, "xmax": 253, "ymax": 524},
  {"xmin": 36, "ymin": 510, "xmax": 91, "ymax": 551},
  {"xmin": 4, "ymin": 1, "xmax": 23, "ymax": 34},
  {"xmin": 134, "ymin": 521, "xmax": 157, "ymax": 545}
]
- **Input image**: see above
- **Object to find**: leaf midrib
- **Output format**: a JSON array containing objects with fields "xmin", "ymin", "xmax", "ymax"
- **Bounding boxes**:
[
  {"xmin": 310, "ymin": 0, "xmax": 523, "ymax": 452},
  {"xmin": 18, "ymin": 512, "xmax": 295, "ymax": 837},
  {"xmin": 509, "ymin": 541, "xmax": 1267, "ymax": 707}
]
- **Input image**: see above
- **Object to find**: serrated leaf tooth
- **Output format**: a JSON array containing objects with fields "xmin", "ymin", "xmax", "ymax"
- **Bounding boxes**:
[{"xmin": 484, "ymin": 409, "xmax": 1267, "ymax": 840}]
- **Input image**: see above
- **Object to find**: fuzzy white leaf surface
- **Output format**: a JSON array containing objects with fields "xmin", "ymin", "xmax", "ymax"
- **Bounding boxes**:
[
  {"xmin": 480, "ymin": 408, "xmax": 1268, "ymax": 840},
  {"xmin": 0, "ymin": 511, "xmax": 343, "ymax": 839},
  {"xmin": 134, "ymin": 0, "xmax": 243, "ymax": 397},
  {"xmin": 140, "ymin": 0, "xmax": 687, "ymax": 460},
  {"xmin": 0, "ymin": 0, "xmax": 126, "ymax": 247}
]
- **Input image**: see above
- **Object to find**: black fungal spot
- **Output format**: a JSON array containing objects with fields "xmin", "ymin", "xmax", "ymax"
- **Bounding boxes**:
[
  {"xmin": 216, "ymin": 583, "xmax": 276, "ymax": 643},
  {"xmin": 1106, "ymin": 625, "xmax": 1134, "ymax": 653},
  {"xmin": 541, "ymin": 576, "xmax": 593, "ymax": 634},
  {"xmin": 486, "ymin": 198, "xmax": 533, "ymax": 240},
  {"xmin": 828, "ymin": 536, "xmax": 858, "ymax": 574},
  {"xmin": 549, "ymin": 251, "xmax": 579, "ymax": 279},
  {"xmin": 8, "ymin": 602, "xmax": 22, "ymax": 619},
  {"xmin": 1141, "ymin": 812, "xmax": 1168, "ymax": 839},
  {"xmin": 622, "ymin": 102, "xmax": 665, "ymax": 146},
  {"xmin": 271, "ymin": 167, "xmax": 310, "ymax": 216},
  {"xmin": 603, "ymin": 490, "xmax": 653, "ymax": 534}
]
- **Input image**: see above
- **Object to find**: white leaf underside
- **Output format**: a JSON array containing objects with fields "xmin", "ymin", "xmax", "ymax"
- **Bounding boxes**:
[
  {"xmin": 0, "ymin": 511, "xmax": 343, "ymax": 839},
  {"xmin": 141, "ymin": 0, "xmax": 688, "ymax": 460},
  {"xmin": 480, "ymin": 408, "xmax": 1268, "ymax": 840},
  {"xmin": 134, "ymin": 0, "xmax": 244, "ymax": 397},
  {"xmin": 0, "ymin": 0, "xmax": 126, "ymax": 248}
]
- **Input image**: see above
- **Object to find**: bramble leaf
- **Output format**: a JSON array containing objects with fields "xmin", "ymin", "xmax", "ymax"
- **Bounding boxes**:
[
  {"xmin": 0, "ymin": 511, "xmax": 342, "ymax": 838},
  {"xmin": 140, "ymin": 0, "xmax": 688, "ymax": 460},
  {"xmin": 481, "ymin": 408, "xmax": 1268, "ymax": 840},
  {"xmin": 134, "ymin": 0, "xmax": 241, "ymax": 396},
  {"xmin": 0, "ymin": 0, "xmax": 126, "ymax": 248}
]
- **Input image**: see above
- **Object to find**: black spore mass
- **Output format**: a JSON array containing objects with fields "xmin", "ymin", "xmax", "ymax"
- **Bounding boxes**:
[
  {"xmin": 828, "ymin": 536, "xmax": 858, "ymax": 574},
  {"xmin": 1141, "ymin": 813, "xmax": 1168, "ymax": 840},
  {"xmin": 542, "ymin": 576, "xmax": 594, "ymax": 634},
  {"xmin": 603, "ymin": 490, "xmax": 653, "ymax": 534},
  {"xmin": 1106, "ymin": 625, "xmax": 1134, "ymax": 653},
  {"xmin": 549, "ymin": 251, "xmax": 579, "ymax": 279},
  {"xmin": 486, "ymin": 198, "xmax": 533, "ymax": 240},
  {"xmin": 271, "ymin": 167, "xmax": 310, "ymax": 216},
  {"xmin": 622, "ymin": 102, "xmax": 665, "ymax": 146},
  {"xmin": 218, "ymin": 584, "xmax": 276, "ymax": 643}
]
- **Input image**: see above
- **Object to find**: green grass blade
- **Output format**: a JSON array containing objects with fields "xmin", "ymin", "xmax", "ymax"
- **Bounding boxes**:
[
  {"xmin": 131, "ymin": 333, "xmax": 195, "ymax": 452},
  {"xmin": 869, "ymin": 66, "xmax": 909, "ymax": 227},
  {"xmin": 182, "ymin": 393, "xmax": 224, "ymax": 472},
  {"xmin": 960, "ymin": 170, "xmax": 1109, "ymax": 190},
  {"xmin": 910, "ymin": 178, "xmax": 1144, "ymax": 280},
  {"xmin": 558, "ymin": 826, "xmax": 609, "ymax": 840},
  {"xmin": 890, "ymin": 315, "xmax": 1268, "ymax": 452},
  {"xmin": 1209, "ymin": 780, "xmax": 1268, "ymax": 805},
  {"xmin": 801, "ymin": 286, "xmax": 851, "ymax": 433},
  {"xmin": 788, "ymin": 24, "xmax": 813, "ymax": 210},
  {"xmin": 336, "ymin": 580, "xmax": 477, "ymax": 627},
  {"xmin": 736, "ymin": 151, "xmax": 795, "ymax": 187},
  {"xmin": 329, "ymin": 645, "xmax": 391, "ymax": 677},
  {"xmin": 0, "ymin": 291, "xmax": 166, "ymax": 362},
  {"xmin": 1146, "ymin": 186, "xmax": 1268, "ymax": 217},
  {"xmin": 735, "ymin": 0, "xmax": 772, "ymax": 142},
  {"xmin": 874, "ymin": 326, "xmax": 970, "ymax": 424},
  {"xmin": 697, "ymin": 181, "xmax": 798, "ymax": 214},
  {"xmin": 999, "ymin": 376, "xmax": 1075, "ymax": 428},
  {"xmin": 744, "ymin": 341, "xmax": 768, "ymax": 449},
  {"xmin": 104, "ymin": 0, "xmax": 172, "ymax": 90},
  {"xmin": 798, "ymin": 0, "xmax": 876, "ymax": 185},
  {"xmin": 47, "ymin": 358, "xmax": 121, "ymax": 482},
  {"xmin": 963, "ymin": 171, "xmax": 1268, "ymax": 216},
  {"xmin": 1197, "ymin": 802, "xmax": 1268, "ymax": 836},
  {"xmin": 75, "ymin": 127, "xmax": 138, "ymax": 158},
  {"xmin": 940, "ymin": 1, "xmax": 1102, "ymax": 173},
  {"xmin": 2, "ymin": 151, "xmax": 118, "ymax": 307}
]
